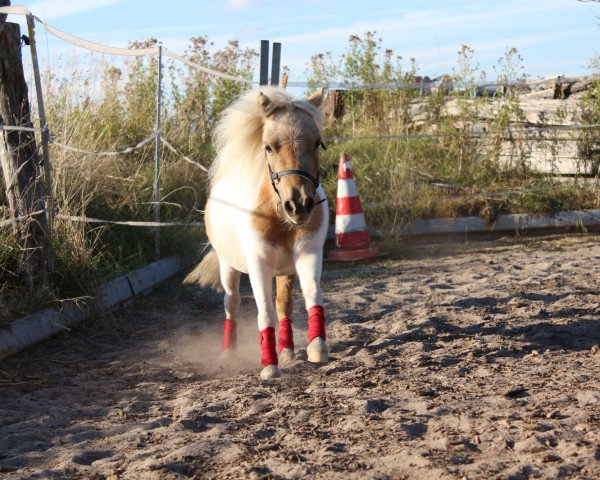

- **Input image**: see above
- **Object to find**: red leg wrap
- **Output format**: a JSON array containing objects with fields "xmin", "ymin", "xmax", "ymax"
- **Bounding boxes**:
[
  {"xmin": 260, "ymin": 327, "xmax": 278, "ymax": 367},
  {"xmin": 308, "ymin": 305, "xmax": 326, "ymax": 342},
  {"xmin": 278, "ymin": 317, "xmax": 294, "ymax": 352},
  {"xmin": 222, "ymin": 319, "xmax": 237, "ymax": 350}
]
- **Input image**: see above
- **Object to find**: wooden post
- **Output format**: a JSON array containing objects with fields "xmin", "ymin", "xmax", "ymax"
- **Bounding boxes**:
[
  {"xmin": 0, "ymin": 1, "xmax": 9, "ymax": 36},
  {"xmin": 0, "ymin": 22, "xmax": 52, "ymax": 290}
]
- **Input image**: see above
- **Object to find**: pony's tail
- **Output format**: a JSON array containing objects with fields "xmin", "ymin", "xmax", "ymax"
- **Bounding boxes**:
[{"xmin": 183, "ymin": 248, "xmax": 223, "ymax": 293}]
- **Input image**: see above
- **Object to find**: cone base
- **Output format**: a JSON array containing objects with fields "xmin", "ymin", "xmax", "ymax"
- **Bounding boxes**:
[{"xmin": 328, "ymin": 246, "xmax": 380, "ymax": 262}]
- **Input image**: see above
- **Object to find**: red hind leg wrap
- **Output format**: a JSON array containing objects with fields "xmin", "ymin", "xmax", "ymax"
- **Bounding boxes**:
[
  {"xmin": 260, "ymin": 327, "xmax": 278, "ymax": 367},
  {"xmin": 308, "ymin": 305, "xmax": 326, "ymax": 342},
  {"xmin": 278, "ymin": 317, "xmax": 294, "ymax": 352},
  {"xmin": 222, "ymin": 319, "xmax": 237, "ymax": 350}
]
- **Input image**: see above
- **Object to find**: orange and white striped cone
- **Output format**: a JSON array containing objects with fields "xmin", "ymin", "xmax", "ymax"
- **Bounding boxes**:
[{"xmin": 328, "ymin": 152, "xmax": 380, "ymax": 261}]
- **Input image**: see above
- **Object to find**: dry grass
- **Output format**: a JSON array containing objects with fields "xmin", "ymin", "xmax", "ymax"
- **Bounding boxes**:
[{"xmin": 1, "ymin": 35, "xmax": 599, "ymax": 325}]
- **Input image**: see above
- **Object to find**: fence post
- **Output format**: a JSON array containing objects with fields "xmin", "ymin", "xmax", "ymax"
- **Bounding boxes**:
[
  {"xmin": 26, "ymin": 14, "xmax": 53, "ymax": 241},
  {"xmin": 0, "ymin": 0, "xmax": 9, "ymax": 35},
  {"xmin": 259, "ymin": 40, "xmax": 269, "ymax": 86},
  {"xmin": 154, "ymin": 44, "xmax": 163, "ymax": 260},
  {"xmin": 270, "ymin": 42, "xmax": 281, "ymax": 86},
  {"xmin": 0, "ymin": 22, "xmax": 52, "ymax": 289}
]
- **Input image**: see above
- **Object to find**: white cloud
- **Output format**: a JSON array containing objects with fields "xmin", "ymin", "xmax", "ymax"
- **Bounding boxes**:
[{"xmin": 226, "ymin": 0, "xmax": 264, "ymax": 11}]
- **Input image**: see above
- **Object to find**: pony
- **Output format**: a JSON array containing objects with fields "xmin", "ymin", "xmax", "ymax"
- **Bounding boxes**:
[{"xmin": 185, "ymin": 86, "xmax": 329, "ymax": 379}]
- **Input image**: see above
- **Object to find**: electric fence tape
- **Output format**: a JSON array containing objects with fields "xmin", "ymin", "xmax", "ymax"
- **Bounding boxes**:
[
  {"xmin": 0, "ymin": 6, "xmax": 252, "ymax": 83},
  {"xmin": 50, "ymin": 132, "xmax": 157, "ymax": 156},
  {"xmin": 160, "ymin": 136, "xmax": 209, "ymax": 172},
  {"xmin": 0, "ymin": 124, "xmax": 44, "ymax": 133}
]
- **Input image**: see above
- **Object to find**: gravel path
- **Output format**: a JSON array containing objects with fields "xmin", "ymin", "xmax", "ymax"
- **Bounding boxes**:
[{"xmin": 1, "ymin": 235, "xmax": 600, "ymax": 479}]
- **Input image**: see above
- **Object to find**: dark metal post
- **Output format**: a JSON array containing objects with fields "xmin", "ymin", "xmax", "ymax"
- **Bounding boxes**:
[
  {"xmin": 154, "ymin": 44, "xmax": 163, "ymax": 260},
  {"xmin": 259, "ymin": 40, "xmax": 269, "ymax": 86},
  {"xmin": 26, "ymin": 14, "xmax": 53, "ymax": 241},
  {"xmin": 270, "ymin": 42, "xmax": 281, "ymax": 86}
]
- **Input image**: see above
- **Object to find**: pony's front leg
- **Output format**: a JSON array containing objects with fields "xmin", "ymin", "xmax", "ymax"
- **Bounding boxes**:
[
  {"xmin": 294, "ymin": 249, "xmax": 329, "ymax": 364},
  {"xmin": 247, "ymin": 260, "xmax": 281, "ymax": 379}
]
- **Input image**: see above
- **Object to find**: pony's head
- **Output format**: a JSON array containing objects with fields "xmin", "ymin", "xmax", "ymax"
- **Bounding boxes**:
[{"xmin": 258, "ymin": 88, "xmax": 325, "ymax": 226}]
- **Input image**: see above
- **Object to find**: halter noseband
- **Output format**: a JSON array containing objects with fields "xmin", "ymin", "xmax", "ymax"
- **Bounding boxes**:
[{"xmin": 268, "ymin": 164, "xmax": 320, "ymax": 190}]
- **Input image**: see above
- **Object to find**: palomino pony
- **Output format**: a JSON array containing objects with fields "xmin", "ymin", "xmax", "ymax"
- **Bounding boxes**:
[{"xmin": 185, "ymin": 86, "xmax": 329, "ymax": 379}]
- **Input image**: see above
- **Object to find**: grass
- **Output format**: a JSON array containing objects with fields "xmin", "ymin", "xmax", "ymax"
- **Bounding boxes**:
[{"xmin": 1, "ymin": 35, "xmax": 599, "ymax": 326}]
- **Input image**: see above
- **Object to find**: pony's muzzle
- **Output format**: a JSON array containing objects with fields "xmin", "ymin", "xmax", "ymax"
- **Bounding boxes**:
[{"xmin": 283, "ymin": 196, "xmax": 315, "ymax": 224}]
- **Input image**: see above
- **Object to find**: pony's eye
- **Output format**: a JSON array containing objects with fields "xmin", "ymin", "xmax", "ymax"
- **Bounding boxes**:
[{"xmin": 265, "ymin": 145, "xmax": 273, "ymax": 154}]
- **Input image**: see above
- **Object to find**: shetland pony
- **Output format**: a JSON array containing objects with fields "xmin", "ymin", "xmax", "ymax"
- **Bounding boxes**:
[{"xmin": 185, "ymin": 87, "xmax": 329, "ymax": 379}]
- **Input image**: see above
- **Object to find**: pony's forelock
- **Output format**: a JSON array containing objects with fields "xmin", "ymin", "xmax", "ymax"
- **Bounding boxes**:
[{"xmin": 209, "ymin": 87, "xmax": 323, "ymax": 188}]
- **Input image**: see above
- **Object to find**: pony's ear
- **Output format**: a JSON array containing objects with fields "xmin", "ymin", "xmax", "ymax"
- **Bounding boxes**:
[
  {"xmin": 258, "ymin": 91, "xmax": 276, "ymax": 116},
  {"xmin": 307, "ymin": 87, "xmax": 325, "ymax": 109}
]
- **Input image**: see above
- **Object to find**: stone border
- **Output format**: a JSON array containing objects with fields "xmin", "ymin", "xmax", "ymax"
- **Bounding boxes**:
[
  {"xmin": 327, "ymin": 209, "xmax": 600, "ymax": 239},
  {"xmin": 0, "ymin": 255, "xmax": 184, "ymax": 361},
  {"xmin": 395, "ymin": 209, "xmax": 600, "ymax": 237}
]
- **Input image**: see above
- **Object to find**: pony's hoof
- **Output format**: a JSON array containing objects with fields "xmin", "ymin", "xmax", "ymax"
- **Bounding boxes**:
[
  {"xmin": 260, "ymin": 365, "xmax": 281, "ymax": 380},
  {"xmin": 307, "ymin": 337, "xmax": 329, "ymax": 363},
  {"xmin": 219, "ymin": 349, "xmax": 236, "ymax": 363},
  {"xmin": 279, "ymin": 348, "xmax": 296, "ymax": 363}
]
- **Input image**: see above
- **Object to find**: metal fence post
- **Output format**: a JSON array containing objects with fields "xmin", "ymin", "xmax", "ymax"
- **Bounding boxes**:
[
  {"xmin": 270, "ymin": 42, "xmax": 281, "ymax": 86},
  {"xmin": 154, "ymin": 44, "xmax": 163, "ymax": 260},
  {"xmin": 260, "ymin": 40, "xmax": 269, "ymax": 86},
  {"xmin": 26, "ymin": 14, "xmax": 53, "ymax": 244}
]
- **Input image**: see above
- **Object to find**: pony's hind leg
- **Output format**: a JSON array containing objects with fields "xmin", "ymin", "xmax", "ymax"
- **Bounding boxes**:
[
  {"xmin": 276, "ymin": 274, "xmax": 296, "ymax": 363},
  {"xmin": 219, "ymin": 262, "xmax": 241, "ymax": 360}
]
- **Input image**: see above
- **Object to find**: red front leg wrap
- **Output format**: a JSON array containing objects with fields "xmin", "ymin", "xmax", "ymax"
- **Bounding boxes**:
[
  {"xmin": 278, "ymin": 317, "xmax": 294, "ymax": 352},
  {"xmin": 308, "ymin": 305, "xmax": 326, "ymax": 342},
  {"xmin": 260, "ymin": 327, "xmax": 278, "ymax": 367},
  {"xmin": 222, "ymin": 319, "xmax": 237, "ymax": 350}
]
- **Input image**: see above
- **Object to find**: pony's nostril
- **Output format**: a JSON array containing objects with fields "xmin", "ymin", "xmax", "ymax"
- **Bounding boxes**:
[
  {"xmin": 304, "ymin": 197, "xmax": 315, "ymax": 214},
  {"xmin": 283, "ymin": 200, "xmax": 295, "ymax": 216}
]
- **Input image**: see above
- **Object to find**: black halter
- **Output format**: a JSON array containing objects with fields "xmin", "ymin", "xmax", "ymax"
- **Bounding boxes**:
[{"xmin": 268, "ymin": 164, "xmax": 320, "ymax": 190}]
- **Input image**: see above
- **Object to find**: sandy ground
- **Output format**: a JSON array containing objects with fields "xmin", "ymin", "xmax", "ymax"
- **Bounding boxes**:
[{"xmin": 1, "ymin": 234, "xmax": 600, "ymax": 479}]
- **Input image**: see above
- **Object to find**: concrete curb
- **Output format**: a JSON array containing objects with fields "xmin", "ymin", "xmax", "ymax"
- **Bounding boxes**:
[
  {"xmin": 395, "ymin": 209, "xmax": 600, "ymax": 237},
  {"xmin": 327, "ymin": 209, "xmax": 600, "ymax": 239},
  {"xmin": 0, "ymin": 255, "xmax": 185, "ymax": 361}
]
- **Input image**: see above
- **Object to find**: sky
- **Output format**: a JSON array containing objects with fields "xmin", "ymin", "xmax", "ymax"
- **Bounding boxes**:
[{"xmin": 5, "ymin": 0, "xmax": 600, "ymax": 85}]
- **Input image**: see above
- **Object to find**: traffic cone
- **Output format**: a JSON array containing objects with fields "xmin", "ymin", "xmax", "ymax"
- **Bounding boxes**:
[{"xmin": 328, "ymin": 152, "xmax": 380, "ymax": 261}]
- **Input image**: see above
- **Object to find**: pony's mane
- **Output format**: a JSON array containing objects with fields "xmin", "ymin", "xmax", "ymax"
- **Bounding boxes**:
[{"xmin": 209, "ymin": 86, "xmax": 324, "ymax": 188}]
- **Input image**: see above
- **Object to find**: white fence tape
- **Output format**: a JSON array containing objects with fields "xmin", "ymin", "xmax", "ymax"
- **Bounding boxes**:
[
  {"xmin": 323, "ymin": 123, "xmax": 600, "ymax": 143},
  {"xmin": 162, "ymin": 49, "xmax": 253, "ymax": 84},
  {"xmin": 0, "ymin": 124, "xmax": 43, "ymax": 133},
  {"xmin": 160, "ymin": 136, "xmax": 209, "ymax": 172},
  {"xmin": 56, "ymin": 214, "xmax": 203, "ymax": 228},
  {"xmin": 0, "ymin": 209, "xmax": 47, "ymax": 228},
  {"xmin": 50, "ymin": 132, "xmax": 156, "ymax": 156},
  {"xmin": 41, "ymin": 22, "xmax": 159, "ymax": 57},
  {"xmin": 0, "ymin": 6, "xmax": 251, "ymax": 83}
]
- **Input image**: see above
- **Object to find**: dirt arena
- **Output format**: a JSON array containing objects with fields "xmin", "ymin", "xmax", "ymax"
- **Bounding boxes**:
[{"xmin": 1, "ymin": 234, "xmax": 600, "ymax": 479}]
